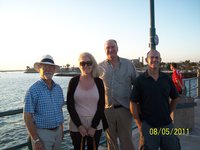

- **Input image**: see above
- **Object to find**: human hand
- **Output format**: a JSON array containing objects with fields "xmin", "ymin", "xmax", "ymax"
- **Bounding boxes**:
[
  {"xmin": 182, "ymin": 86, "xmax": 186, "ymax": 90},
  {"xmin": 87, "ymin": 127, "xmax": 96, "ymax": 137},
  {"xmin": 78, "ymin": 125, "xmax": 88, "ymax": 137},
  {"xmin": 137, "ymin": 122, "xmax": 142, "ymax": 133},
  {"xmin": 34, "ymin": 140, "xmax": 45, "ymax": 150}
]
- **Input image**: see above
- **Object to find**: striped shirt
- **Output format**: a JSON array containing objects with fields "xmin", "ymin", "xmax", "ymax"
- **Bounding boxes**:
[{"xmin": 24, "ymin": 79, "xmax": 64, "ymax": 129}]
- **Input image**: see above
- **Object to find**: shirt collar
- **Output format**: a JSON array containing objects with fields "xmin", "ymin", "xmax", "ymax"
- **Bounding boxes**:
[
  {"xmin": 106, "ymin": 56, "xmax": 121, "ymax": 65},
  {"xmin": 144, "ymin": 69, "xmax": 164, "ymax": 78},
  {"xmin": 39, "ymin": 79, "xmax": 56, "ymax": 89}
]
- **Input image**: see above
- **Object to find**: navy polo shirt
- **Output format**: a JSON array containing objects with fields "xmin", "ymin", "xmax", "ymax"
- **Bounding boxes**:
[{"xmin": 131, "ymin": 70, "xmax": 179, "ymax": 127}]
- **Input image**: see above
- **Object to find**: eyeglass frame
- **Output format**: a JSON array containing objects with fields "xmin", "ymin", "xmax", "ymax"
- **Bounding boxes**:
[{"xmin": 79, "ymin": 61, "xmax": 93, "ymax": 67}]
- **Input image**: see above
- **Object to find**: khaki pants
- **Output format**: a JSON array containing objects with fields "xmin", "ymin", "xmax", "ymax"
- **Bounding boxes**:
[
  {"xmin": 105, "ymin": 107, "xmax": 135, "ymax": 150},
  {"xmin": 32, "ymin": 126, "xmax": 62, "ymax": 150}
]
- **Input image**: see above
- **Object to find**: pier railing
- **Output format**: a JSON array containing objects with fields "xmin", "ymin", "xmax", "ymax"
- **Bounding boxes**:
[
  {"xmin": 1, "ymin": 76, "xmax": 199, "ymax": 150},
  {"xmin": 0, "ymin": 109, "xmax": 136, "ymax": 150},
  {"xmin": 0, "ymin": 107, "xmax": 108, "ymax": 150},
  {"xmin": 183, "ymin": 77, "xmax": 199, "ymax": 98}
]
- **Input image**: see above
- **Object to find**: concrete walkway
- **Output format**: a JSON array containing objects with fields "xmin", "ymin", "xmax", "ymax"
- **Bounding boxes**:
[
  {"xmin": 178, "ymin": 98, "xmax": 200, "ymax": 150},
  {"xmin": 99, "ymin": 98, "xmax": 200, "ymax": 150}
]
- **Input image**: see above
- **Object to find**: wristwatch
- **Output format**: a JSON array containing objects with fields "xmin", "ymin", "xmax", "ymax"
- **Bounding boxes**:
[{"xmin": 32, "ymin": 138, "xmax": 40, "ymax": 144}]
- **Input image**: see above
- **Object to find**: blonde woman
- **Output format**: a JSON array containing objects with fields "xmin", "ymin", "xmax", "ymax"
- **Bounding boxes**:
[{"xmin": 67, "ymin": 52, "xmax": 108, "ymax": 150}]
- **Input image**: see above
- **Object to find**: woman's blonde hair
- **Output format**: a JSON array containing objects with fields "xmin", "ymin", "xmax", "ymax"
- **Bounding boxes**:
[{"xmin": 78, "ymin": 52, "xmax": 100, "ymax": 78}]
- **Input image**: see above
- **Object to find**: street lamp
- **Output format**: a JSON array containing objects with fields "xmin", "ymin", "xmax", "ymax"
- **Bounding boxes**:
[{"xmin": 149, "ymin": 0, "xmax": 159, "ymax": 50}]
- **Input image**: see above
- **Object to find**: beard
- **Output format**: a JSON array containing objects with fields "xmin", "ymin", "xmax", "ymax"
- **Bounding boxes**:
[{"xmin": 44, "ymin": 72, "xmax": 54, "ymax": 79}]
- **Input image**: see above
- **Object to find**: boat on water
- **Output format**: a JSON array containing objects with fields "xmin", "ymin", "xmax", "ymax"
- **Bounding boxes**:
[
  {"xmin": 24, "ymin": 66, "xmax": 81, "ymax": 76},
  {"xmin": 24, "ymin": 66, "xmax": 37, "ymax": 73},
  {"xmin": 54, "ymin": 71, "xmax": 80, "ymax": 76},
  {"xmin": 54, "ymin": 67, "xmax": 81, "ymax": 76}
]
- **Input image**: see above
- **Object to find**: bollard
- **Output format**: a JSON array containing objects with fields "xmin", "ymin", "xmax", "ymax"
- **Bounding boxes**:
[
  {"xmin": 197, "ymin": 69, "xmax": 200, "ymax": 98},
  {"xmin": 171, "ymin": 95, "xmax": 196, "ymax": 130}
]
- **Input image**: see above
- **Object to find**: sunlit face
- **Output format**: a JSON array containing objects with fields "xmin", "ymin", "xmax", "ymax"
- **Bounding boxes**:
[
  {"xmin": 39, "ymin": 64, "xmax": 55, "ymax": 80},
  {"xmin": 79, "ymin": 56, "xmax": 93, "ymax": 75},
  {"xmin": 146, "ymin": 50, "xmax": 161, "ymax": 69},
  {"xmin": 104, "ymin": 40, "xmax": 118, "ymax": 60},
  {"xmin": 170, "ymin": 64, "xmax": 174, "ymax": 71}
]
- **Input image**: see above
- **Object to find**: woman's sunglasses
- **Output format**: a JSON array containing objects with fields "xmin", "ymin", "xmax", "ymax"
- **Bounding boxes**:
[{"xmin": 80, "ymin": 61, "xmax": 93, "ymax": 67}]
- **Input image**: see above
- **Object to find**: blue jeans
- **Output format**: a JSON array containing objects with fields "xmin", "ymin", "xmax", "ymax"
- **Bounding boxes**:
[{"xmin": 140, "ymin": 121, "xmax": 181, "ymax": 150}]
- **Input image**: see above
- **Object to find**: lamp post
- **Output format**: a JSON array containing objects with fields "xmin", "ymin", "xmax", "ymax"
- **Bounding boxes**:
[{"xmin": 149, "ymin": 0, "xmax": 158, "ymax": 50}]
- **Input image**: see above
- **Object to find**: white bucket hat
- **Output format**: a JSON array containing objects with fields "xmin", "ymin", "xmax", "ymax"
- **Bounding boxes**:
[{"xmin": 34, "ymin": 54, "xmax": 60, "ymax": 72}]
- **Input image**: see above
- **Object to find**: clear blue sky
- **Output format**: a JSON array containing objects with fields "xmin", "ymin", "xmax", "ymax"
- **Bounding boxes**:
[{"xmin": 0, "ymin": 0, "xmax": 200, "ymax": 70}]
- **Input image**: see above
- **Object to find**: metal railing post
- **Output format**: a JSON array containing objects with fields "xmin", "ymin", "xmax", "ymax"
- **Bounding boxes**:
[
  {"xmin": 189, "ymin": 79, "xmax": 191, "ymax": 97},
  {"xmin": 28, "ymin": 136, "xmax": 33, "ymax": 150},
  {"xmin": 197, "ymin": 69, "xmax": 200, "ymax": 98}
]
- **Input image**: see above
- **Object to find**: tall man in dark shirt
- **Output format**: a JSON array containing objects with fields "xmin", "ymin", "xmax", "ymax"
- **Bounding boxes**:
[{"xmin": 130, "ymin": 50, "xmax": 181, "ymax": 150}]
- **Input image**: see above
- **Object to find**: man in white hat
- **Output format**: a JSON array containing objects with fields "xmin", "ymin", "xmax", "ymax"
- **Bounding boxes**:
[{"xmin": 23, "ymin": 55, "xmax": 64, "ymax": 150}]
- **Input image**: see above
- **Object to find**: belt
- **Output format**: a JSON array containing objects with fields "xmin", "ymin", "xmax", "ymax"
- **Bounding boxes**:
[
  {"xmin": 113, "ymin": 105, "xmax": 123, "ymax": 109},
  {"xmin": 46, "ymin": 126, "xmax": 59, "ymax": 131}
]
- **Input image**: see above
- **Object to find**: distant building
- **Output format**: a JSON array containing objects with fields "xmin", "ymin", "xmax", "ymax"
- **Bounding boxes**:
[{"xmin": 131, "ymin": 58, "xmax": 143, "ymax": 70}]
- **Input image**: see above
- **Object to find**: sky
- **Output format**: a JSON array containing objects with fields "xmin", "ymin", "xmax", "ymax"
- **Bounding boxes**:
[{"xmin": 0, "ymin": 0, "xmax": 200, "ymax": 70}]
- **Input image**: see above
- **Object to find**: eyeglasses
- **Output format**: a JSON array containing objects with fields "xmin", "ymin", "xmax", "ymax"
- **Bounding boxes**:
[{"xmin": 80, "ymin": 61, "xmax": 93, "ymax": 67}]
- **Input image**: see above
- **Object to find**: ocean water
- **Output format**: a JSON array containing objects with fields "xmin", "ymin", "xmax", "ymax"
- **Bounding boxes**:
[{"xmin": 0, "ymin": 72, "xmax": 73, "ymax": 149}]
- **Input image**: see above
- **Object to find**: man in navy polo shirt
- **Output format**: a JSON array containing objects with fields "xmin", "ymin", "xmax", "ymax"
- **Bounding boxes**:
[
  {"xmin": 24, "ymin": 55, "xmax": 64, "ymax": 150},
  {"xmin": 130, "ymin": 50, "xmax": 181, "ymax": 150}
]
